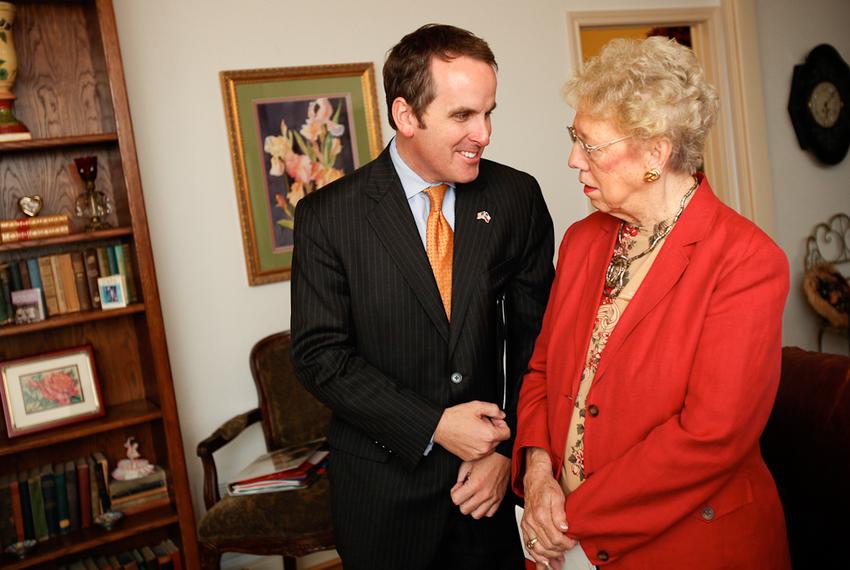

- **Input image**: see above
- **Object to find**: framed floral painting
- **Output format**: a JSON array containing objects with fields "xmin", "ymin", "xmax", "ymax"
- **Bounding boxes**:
[
  {"xmin": 221, "ymin": 62, "xmax": 383, "ymax": 285},
  {"xmin": 0, "ymin": 346, "xmax": 104, "ymax": 438}
]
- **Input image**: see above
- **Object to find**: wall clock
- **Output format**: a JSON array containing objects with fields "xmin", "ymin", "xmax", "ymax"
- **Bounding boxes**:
[{"xmin": 788, "ymin": 44, "xmax": 850, "ymax": 165}]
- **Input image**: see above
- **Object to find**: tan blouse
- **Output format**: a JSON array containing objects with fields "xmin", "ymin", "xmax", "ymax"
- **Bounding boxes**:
[{"xmin": 561, "ymin": 224, "xmax": 668, "ymax": 494}]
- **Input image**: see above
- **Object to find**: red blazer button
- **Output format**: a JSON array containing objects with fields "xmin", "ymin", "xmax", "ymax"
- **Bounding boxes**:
[{"xmin": 588, "ymin": 404, "xmax": 599, "ymax": 416}]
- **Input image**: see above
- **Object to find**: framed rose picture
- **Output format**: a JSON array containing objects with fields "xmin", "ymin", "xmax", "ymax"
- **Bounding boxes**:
[
  {"xmin": 221, "ymin": 62, "xmax": 383, "ymax": 285},
  {"xmin": 0, "ymin": 346, "xmax": 104, "ymax": 438}
]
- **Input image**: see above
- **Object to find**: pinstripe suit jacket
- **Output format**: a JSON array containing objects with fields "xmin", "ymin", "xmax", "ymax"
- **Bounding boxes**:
[{"xmin": 291, "ymin": 146, "xmax": 554, "ymax": 568}]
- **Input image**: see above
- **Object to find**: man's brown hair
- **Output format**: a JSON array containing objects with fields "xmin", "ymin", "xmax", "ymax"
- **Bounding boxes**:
[{"xmin": 383, "ymin": 24, "xmax": 497, "ymax": 130}]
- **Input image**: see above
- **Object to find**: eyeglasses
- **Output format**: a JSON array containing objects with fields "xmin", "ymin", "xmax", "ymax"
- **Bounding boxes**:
[{"xmin": 567, "ymin": 126, "xmax": 632, "ymax": 159}]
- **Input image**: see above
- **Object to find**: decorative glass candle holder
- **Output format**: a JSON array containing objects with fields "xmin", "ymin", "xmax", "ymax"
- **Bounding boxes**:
[{"xmin": 74, "ymin": 156, "xmax": 111, "ymax": 231}]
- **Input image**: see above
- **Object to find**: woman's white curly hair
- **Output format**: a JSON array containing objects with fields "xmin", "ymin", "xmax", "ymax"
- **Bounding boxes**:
[{"xmin": 564, "ymin": 36, "xmax": 719, "ymax": 174}]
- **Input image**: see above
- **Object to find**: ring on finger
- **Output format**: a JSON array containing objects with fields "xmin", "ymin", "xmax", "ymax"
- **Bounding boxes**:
[{"xmin": 526, "ymin": 536, "xmax": 539, "ymax": 550}]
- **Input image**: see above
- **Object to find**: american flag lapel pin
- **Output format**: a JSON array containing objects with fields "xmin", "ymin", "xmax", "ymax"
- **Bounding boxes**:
[{"xmin": 476, "ymin": 211, "xmax": 491, "ymax": 224}]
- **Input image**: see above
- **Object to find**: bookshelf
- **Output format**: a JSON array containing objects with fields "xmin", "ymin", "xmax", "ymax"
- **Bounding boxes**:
[{"xmin": 0, "ymin": 1, "xmax": 199, "ymax": 568}]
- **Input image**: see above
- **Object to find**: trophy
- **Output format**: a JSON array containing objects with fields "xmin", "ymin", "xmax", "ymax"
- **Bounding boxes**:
[
  {"xmin": 0, "ymin": 2, "xmax": 31, "ymax": 141},
  {"xmin": 74, "ymin": 156, "xmax": 112, "ymax": 231}
]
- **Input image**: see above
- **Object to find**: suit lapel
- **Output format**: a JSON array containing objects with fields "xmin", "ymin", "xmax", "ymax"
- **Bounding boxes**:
[
  {"xmin": 448, "ymin": 178, "xmax": 492, "ymax": 355},
  {"xmin": 593, "ymin": 180, "xmax": 717, "ymax": 384},
  {"xmin": 365, "ymin": 149, "xmax": 450, "ymax": 342}
]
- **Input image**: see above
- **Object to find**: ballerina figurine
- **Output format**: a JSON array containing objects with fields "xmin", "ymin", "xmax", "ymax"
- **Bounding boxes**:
[{"xmin": 112, "ymin": 437, "xmax": 155, "ymax": 480}]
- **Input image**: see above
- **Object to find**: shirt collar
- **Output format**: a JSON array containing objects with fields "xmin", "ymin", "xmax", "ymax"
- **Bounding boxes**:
[{"xmin": 389, "ymin": 137, "xmax": 454, "ymax": 200}]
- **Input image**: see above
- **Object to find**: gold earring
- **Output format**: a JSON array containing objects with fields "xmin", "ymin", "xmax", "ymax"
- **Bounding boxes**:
[{"xmin": 643, "ymin": 168, "xmax": 661, "ymax": 183}]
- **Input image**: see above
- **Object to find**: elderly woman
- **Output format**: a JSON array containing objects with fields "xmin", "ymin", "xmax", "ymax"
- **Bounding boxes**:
[{"xmin": 513, "ymin": 37, "xmax": 791, "ymax": 569}]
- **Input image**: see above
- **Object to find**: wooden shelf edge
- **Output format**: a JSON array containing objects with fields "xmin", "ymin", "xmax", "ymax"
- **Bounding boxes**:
[
  {"xmin": 0, "ymin": 227, "xmax": 133, "ymax": 253},
  {"xmin": 0, "ymin": 303, "xmax": 145, "ymax": 337},
  {"xmin": 0, "ymin": 132, "xmax": 119, "ymax": 153},
  {"xmin": 0, "ymin": 400, "xmax": 163, "ymax": 456},
  {"xmin": 0, "ymin": 504, "xmax": 178, "ymax": 570}
]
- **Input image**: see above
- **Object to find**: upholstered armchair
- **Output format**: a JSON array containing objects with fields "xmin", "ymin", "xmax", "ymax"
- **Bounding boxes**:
[
  {"xmin": 761, "ymin": 346, "xmax": 850, "ymax": 569},
  {"xmin": 196, "ymin": 331, "xmax": 334, "ymax": 570}
]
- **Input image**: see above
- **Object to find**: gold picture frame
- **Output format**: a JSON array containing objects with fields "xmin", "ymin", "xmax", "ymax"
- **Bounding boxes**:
[{"xmin": 221, "ymin": 63, "xmax": 383, "ymax": 285}]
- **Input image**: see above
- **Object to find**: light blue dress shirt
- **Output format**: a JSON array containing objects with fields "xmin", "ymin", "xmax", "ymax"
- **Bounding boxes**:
[{"xmin": 389, "ymin": 138, "xmax": 455, "ymax": 248}]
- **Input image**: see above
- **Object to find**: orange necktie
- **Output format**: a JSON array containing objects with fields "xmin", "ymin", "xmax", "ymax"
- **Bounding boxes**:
[{"xmin": 424, "ymin": 185, "xmax": 453, "ymax": 320}]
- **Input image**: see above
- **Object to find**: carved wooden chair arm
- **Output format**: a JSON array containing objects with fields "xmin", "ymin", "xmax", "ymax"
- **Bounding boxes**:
[{"xmin": 196, "ymin": 408, "xmax": 262, "ymax": 509}]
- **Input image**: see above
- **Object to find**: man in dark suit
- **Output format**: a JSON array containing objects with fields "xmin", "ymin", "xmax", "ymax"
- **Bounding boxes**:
[{"xmin": 291, "ymin": 24, "xmax": 554, "ymax": 570}]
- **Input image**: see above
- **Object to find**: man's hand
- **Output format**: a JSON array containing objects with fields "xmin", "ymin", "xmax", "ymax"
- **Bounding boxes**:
[
  {"xmin": 521, "ymin": 447, "xmax": 577, "ymax": 567},
  {"xmin": 450, "ymin": 452, "xmax": 510, "ymax": 519},
  {"xmin": 434, "ymin": 401, "xmax": 510, "ymax": 461}
]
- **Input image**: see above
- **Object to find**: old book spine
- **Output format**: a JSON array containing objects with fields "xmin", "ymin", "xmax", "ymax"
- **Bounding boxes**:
[
  {"xmin": 17, "ymin": 471, "xmax": 34, "ymax": 540},
  {"xmin": 71, "ymin": 251, "xmax": 92, "ymax": 311},
  {"xmin": 96, "ymin": 246, "xmax": 111, "ymax": 277},
  {"xmin": 86, "ymin": 457, "xmax": 102, "ymax": 519},
  {"xmin": 82, "ymin": 248, "xmax": 102, "ymax": 309},
  {"xmin": 91, "ymin": 452, "xmax": 111, "ymax": 512},
  {"xmin": 49, "ymin": 255, "xmax": 68, "ymax": 314},
  {"xmin": 75, "ymin": 458, "xmax": 92, "ymax": 529},
  {"xmin": 18, "ymin": 259, "xmax": 31, "ymax": 289},
  {"xmin": 26, "ymin": 258, "xmax": 42, "ymax": 291},
  {"xmin": 57, "ymin": 253, "xmax": 80, "ymax": 313},
  {"xmin": 8, "ymin": 478, "xmax": 24, "ymax": 542},
  {"xmin": 0, "ymin": 474, "xmax": 17, "ymax": 549},
  {"xmin": 110, "ymin": 483, "xmax": 167, "ymax": 506},
  {"xmin": 0, "ymin": 264, "xmax": 11, "ymax": 324},
  {"xmin": 165, "ymin": 538, "xmax": 183, "ymax": 570},
  {"xmin": 0, "ymin": 214, "xmax": 70, "ymax": 230},
  {"xmin": 114, "ymin": 244, "xmax": 139, "ymax": 303},
  {"xmin": 8, "ymin": 262, "xmax": 22, "ymax": 291},
  {"xmin": 111, "ymin": 493, "xmax": 169, "ymax": 515},
  {"xmin": 53, "ymin": 463, "xmax": 70, "ymax": 534},
  {"xmin": 140, "ymin": 546, "xmax": 158, "ymax": 569},
  {"xmin": 39, "ymin": 464, "xmax": 59, "ymax": 537},
  {"xmin": 110, "ymin": 477, "xmax": 167, "ymax": 500},
  {"xmin": 37, "ymin": 256, "xmax": 61, "ymax": 316},
  {"xmin": 27, "ymin": 468, "xmax": 48, "ymax": 542},
  {"xmin": 0, "ymin": 224, "xmax": 70, "ymax": 243},
  {"xmin": 116, "ymin": 550, "xmax": 139, "ymax": 569},
  {"xmin": 106, "ymin": 245, "xmax": 118, "ymax": 276},
  {"xmin": 64, "ymin": 460, "xmax": 79, "ymax": 533},
  {"xmin": 152, "ymin": 541, "xmax": 174, "ymax": 570}
]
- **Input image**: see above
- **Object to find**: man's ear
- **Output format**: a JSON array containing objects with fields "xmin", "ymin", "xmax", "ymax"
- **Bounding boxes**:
[{"xmin": 392, "ymin": 97, "xmax": 418, "ymax": 138}]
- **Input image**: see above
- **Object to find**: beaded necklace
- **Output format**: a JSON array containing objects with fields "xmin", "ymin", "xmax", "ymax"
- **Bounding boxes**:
[{"xmin": 604, "ymin": 177, "xmax": 699, "ymax": 299}]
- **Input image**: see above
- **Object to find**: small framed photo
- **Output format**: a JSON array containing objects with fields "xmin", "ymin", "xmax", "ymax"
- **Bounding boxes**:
[
  {"xmin": 97, "ymin": 274, "xmax": 127, "ymax": 309},
  {"xmin": 11, "ymin": 288, "xmax": 45, "ymax": 324},
  {"xmin": 0, "ymin": 345, "xmax": 105, "ymax": 438}
]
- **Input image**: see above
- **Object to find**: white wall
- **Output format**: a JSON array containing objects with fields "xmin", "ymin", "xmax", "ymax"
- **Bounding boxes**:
[
  {"xmin": 755, "ymin": 0, "xmax": 850, "ymax": 354},
  {"xmin": 111, "ymin": 0, "xmax": 847, "ymax": 537}
]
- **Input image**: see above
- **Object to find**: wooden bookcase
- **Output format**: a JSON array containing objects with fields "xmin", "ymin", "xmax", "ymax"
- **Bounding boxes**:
[{"xmin": 0, "ymin": 1, "xmax": 199, "ymax": 567}]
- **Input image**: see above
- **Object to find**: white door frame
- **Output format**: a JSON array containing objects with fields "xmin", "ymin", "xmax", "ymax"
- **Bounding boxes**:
[{"xmin": 567, "ymin": 0, "xmax": 775, "ymax": 235}]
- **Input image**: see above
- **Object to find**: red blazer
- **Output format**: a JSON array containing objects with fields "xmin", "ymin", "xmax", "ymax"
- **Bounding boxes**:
[{"xmin": 513, "ymin": 177, "xmax": 791, "ymax": 569}]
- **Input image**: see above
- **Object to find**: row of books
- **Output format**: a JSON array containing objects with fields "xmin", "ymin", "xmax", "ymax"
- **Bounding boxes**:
[
  {"xmin": 0, "ymin": 242, "xmax": 139, "ymax": 325},
  {"xmin": 227, "ymin": 437, "xmax": 329, "ymax": 496},
  {"xmin": 0, "ymin": 452, "xmax": 169, "ymax": 549},
  {"xmin": 59, "ymin": 538, "xmax": 183, "ymax": 570},
  {"xmin": 0, "ymin": 214, "xmax": 70, "ymax": 244}
]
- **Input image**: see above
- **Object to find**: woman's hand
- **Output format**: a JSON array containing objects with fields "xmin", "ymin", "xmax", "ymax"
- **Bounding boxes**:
[{"xmin": 521, "ymin": 447, "xmax": 577, "ymax": 567}]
